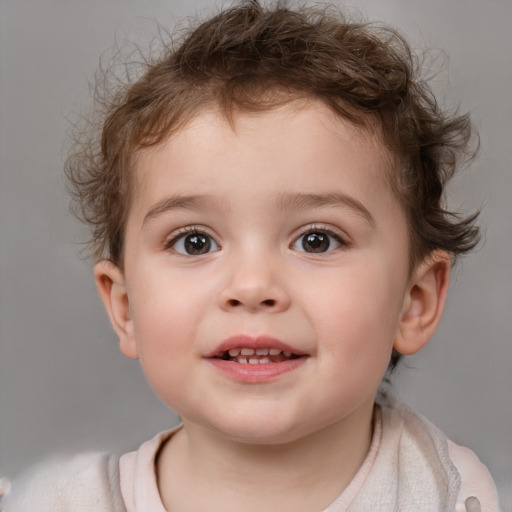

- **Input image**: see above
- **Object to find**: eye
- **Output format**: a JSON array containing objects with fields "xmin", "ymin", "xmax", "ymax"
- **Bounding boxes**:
[
  {"xmin": 291, "ymin": 229, "xmax": 343, "ymax": 254},
  {"xmin": 170, "ymin": 231, "xmax": 219, "ymax": 255}
]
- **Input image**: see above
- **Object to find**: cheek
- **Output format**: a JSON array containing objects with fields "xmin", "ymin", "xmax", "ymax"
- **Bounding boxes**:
[
  {"xmin": 129, "ymin": 289, "xmax": 198, "ymax": 408},
  {"xmin": 128, "ymin": 275, "xmax": 200, "ymax": 360},
  {"xmin": 303, "ymin": 261, "xmax": 405, "ymax": 357}
]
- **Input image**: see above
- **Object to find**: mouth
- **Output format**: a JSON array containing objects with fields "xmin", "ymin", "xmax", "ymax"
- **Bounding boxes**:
[
  {"xmin": 215, "ymin": 347, "xmax": 301, "ymax": 364},
  {"xmin": 206, "ymin": 336, "xmax": 307, "ymax": 382},
  {"xmin": 206, "ymin": 335, "xmax": 307, "ymax": 364}
]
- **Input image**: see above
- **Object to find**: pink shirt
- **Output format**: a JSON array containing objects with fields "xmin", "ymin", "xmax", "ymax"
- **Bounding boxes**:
[
  {"xmin": 119, "ymin": 406, "xmax": 501, "ymax": 511},
  {"xmin": 119, "ymin": 409, "xmax": 381, "ymax": 512},
  {"xmin": 1, "ymin": 403, "xmax": 501, "ymax": 511}
]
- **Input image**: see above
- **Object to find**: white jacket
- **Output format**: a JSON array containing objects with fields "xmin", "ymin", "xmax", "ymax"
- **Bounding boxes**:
[{"xmin": 0, "ymin": 400, "xmax": 501, "ymax": 512}]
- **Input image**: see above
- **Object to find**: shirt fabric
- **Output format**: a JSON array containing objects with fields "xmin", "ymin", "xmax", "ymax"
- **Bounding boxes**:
[{"xmin": 1, "ymin": 398, "xmax": 502, "ymax": 511}]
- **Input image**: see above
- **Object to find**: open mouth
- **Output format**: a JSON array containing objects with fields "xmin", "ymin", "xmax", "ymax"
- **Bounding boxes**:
[{"xmin": 215, "ymin": 347, "xmax": 301, "ymax": 364}]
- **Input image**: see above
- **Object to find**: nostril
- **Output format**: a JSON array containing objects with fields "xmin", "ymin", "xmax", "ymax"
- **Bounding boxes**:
[{"xmin": 224, "ymin": 297, "xmax": 278, "ymax": 309}]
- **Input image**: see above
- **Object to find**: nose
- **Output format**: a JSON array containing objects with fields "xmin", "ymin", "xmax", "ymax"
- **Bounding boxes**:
[{"xmin": 218, "ymin": 252, "xmax": 291, "ymax": 313}]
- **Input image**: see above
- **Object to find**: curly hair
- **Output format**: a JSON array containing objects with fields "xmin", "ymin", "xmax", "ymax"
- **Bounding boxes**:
[{"xmin": 66, "ymin": 0, "xmax": 479, "ymax": 276}]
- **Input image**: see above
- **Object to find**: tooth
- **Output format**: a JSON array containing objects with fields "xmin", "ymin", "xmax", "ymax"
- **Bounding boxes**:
[
  {"xmin": 283, "ymin": 351, "xmax": 292, "ymax": 358},
  {"xmin": 241, "ymin": 348, "xmax": 255, "ymax": 356},
  {"xmin": 255, "ymin": 348, "xmax": 269, "ymax": 355},
  {"xmin": 269, "ymin": 348, "xmax": 281, "ymax": 355},
  {"xmin": 229, "ymin": 348, "xmax": 241, "ymax": 357},
  {"xmin": 259, "ymin": 357, "xmax": 270, "ymax": 364},
  {"xmin": 238, "ymin": 356, "xmax": 248, "ymax": 364},
  {"xmin": 249, "ymin": 357, "xmax": 259, "ymax": 364}
]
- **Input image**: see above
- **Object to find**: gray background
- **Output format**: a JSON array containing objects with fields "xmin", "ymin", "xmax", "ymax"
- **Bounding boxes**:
[{"xmin": 1, "ymin": 0, "xmax": 511, "ymax": 507}]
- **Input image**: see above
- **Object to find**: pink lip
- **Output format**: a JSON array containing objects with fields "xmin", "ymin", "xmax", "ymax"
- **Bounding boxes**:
[{"xmin": 204, "ymin": 335, "xmax": 308, "ymax": 383}]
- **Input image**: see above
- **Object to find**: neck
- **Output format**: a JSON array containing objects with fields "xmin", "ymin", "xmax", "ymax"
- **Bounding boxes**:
[{"xmin": 157, "ymin": 402, "xmax": 375, "ymax": 512}]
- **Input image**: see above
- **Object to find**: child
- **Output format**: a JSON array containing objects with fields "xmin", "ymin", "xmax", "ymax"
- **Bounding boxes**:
[{"xmin": 0, "ymin": 1, "xmax": 502, "ymax": 511}]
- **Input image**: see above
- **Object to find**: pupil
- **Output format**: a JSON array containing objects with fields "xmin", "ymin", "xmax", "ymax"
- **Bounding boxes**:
[
  {"xmin": 303, "ymin": 232, "xmax": 329, "ymax": 253},
  {"xmin": 184, "ymin": 234, "xmax": 210, "ymax": 254}
]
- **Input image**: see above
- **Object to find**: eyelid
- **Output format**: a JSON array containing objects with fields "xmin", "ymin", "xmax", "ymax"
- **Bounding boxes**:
[
  {"xmin": 291, "ymin": 224, "xmax": 349, "ymax": 252},
  {"xmin": 163, "ymin": 225, "xmax": 221, "ymax": 253}
]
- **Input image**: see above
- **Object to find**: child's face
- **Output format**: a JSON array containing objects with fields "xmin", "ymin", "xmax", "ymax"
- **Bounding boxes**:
[{"xmin": 98, "ymin": 102, "xmax": 442, "ymax": 444}]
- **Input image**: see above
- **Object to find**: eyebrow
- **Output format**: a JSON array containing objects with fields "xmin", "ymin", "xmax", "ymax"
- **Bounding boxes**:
[
  {"xmin": 275, "ymin": 192, "xmax": 375, "ymax": 225},
  {"xmin": 142, "ymin": 191, "xmax": 375, "ymax": 227},
  {"xmin": 142, "ymin": 195, "xmax": 218, "ymax": 226}
]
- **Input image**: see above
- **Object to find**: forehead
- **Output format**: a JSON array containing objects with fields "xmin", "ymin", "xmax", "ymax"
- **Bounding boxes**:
[{"xmin": 131, "ymin": 101, "xmax": 395, "ymax": 207}]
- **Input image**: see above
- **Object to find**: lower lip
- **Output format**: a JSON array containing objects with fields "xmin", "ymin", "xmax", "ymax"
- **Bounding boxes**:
[{"xmin": 207, "ymin": 357, "xmax": 307, "ymax": 383}]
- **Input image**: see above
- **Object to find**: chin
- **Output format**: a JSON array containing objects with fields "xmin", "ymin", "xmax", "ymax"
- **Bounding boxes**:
[{"xmin": 204, "ymin": 414, "xmax": 316, "ymax": 446}]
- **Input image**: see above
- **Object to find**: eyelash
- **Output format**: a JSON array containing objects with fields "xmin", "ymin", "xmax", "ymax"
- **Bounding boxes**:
[
  {"xmin": 291, "ymin": 225, "xmax": 348, "ymax": 254},
  {"xmin": 163, "ymin": 224, "xmax": 348, "ymax": 256},
  {"xmin": 164, "ymin": 226, "xmax": 220, "ymax": 256}
]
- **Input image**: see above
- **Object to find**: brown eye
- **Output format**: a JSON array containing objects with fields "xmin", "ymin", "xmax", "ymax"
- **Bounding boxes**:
[
  {"xmin": 292, "ymin": 230, "xmax": 342, "ymax": 253},
  {"xmin": 184, "ymin": 234, "xmax": 210, "ymax": 254},
  {"xmin": 302, "ymin": 232, "xmax": 330, "ymax": 253},
  {"xmin": 172, "ymin": 232, "xmax": 219, "ymax": 255}
]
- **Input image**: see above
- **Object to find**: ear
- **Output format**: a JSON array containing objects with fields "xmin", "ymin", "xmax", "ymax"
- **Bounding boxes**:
[
  {"xmin": 394, "ymin": 251, "xmax": 451, "ymax": 356},
  {"xmin": 94, "ymin": 260, "xmax": 139, "ymax": 359}
]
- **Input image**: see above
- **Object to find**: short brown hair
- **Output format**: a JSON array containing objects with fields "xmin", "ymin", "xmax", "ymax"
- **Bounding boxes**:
[{"xmin": 66, "ymin": 0, "xmax": 479, "ymax": 269}]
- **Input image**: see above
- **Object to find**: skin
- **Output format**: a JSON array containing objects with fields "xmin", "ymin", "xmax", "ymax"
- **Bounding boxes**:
[{"xmin": 95, "ymin": 101, "xmax": 451, "ymax": 511}]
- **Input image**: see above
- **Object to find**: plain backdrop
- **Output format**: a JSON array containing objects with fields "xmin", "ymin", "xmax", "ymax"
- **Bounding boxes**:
[{"xmin": 1, "ymin": 0, "xmax": 511, "ymax": 507}]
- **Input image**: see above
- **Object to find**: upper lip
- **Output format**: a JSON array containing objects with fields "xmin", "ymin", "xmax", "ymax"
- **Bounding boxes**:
[{"xmin": 205, "ymin": 335, "xmax": 306, "ymax": 358}]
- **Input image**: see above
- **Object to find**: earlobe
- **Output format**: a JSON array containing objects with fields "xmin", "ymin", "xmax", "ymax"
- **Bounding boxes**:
[
  {"xmin": 94, "ymin": 260, "xmax": 139, "ymax": 359},
  {"xmin": 394, "ymin": 251, "xmax": 451, "ymax": 356}
]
